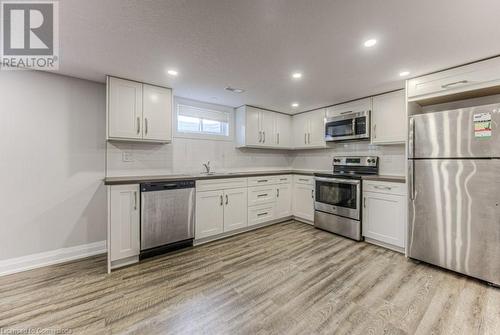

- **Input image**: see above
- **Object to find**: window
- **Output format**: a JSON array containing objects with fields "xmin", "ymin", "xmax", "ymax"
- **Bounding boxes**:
[{"xmin": 174, "ymin": 97, "xmax": 233, "ymax": 140}]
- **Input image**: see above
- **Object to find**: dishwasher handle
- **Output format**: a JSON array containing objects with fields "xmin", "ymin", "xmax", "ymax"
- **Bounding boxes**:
[{"xmin": 141, "ymin": 180, "xmax": 195, "ymax": 192}]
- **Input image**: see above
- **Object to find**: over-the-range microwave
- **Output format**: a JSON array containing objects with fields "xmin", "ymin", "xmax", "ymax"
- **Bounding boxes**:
[{"xmin": 325, "ymin": 110, "xmax": 370, "ymax": 142}]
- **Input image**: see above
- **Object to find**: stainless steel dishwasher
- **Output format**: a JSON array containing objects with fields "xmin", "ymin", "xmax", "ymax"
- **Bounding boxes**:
[{"xmin": 140, "ymin": 180, "xmax": 195, "ymax": 259}]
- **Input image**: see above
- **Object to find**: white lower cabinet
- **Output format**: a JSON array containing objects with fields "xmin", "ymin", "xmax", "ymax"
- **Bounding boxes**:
[
  {"xmin": 109, "ymin": 184, "xmax": 140, "ymax": 264},
  {"xmin": 195, "ymin": 190, "xmax": 224, "ymax": 239},
  {"xmin": 292, "ymin": 175, "xmax": 315, "ymax": 222},
  {"xmin": 362, "ymin": 181, "xmax": 407, "ymax": 251},
  {"xmin": 248, "ymin": 203, "xmax": 275, "ymax": 226},
  {"xmin": 275, "ymin": 183, "xmax": 292, "ymax": 218},
  {"xmin": 223, "ymin": 187, "xmax": 248, "ymax": 232}
]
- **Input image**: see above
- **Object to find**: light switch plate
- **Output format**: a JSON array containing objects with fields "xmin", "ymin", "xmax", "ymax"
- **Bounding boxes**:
[{"xmin": 122, "ymin": 152, "xmax": 133, "ymax": 162}]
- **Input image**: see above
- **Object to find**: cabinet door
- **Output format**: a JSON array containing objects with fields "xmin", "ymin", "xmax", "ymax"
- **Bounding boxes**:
[
  {"xmin": 274, "ymin": 113, "xmax": 291, "ymax": 148},
  {"xmin": 362, "ymin": 192, "xmax": 406, "ymax": 248},
  {"xmin": 110, "ymin": 185, "xmax": 140, "ymax": 261},
  {"xmin": 108, "ymin": 77, "xmax": 143, "ymax": 140},
  {"xmin": 143, "ymin": 84, "xmax": 172, "ymax": 142},
  {"xmin": 223, "ymin": 187, "xmax": 248, "ymax": 232},
  {"xmin": 195, "ymin": 190, "xmax": 224, "ymax": 239},
  {"xmin": 245, "ymin": 106, "xmax": 262, "ymax": 146},
  {"xmin": 293, "ymin": 184, "xmax": 314, "ymax": 221},
  {"xmin": 371, "ymin": 90, "xmax": 406, "ymax": 144},
  {"xmin": 260, "ymin": 110, "xmax": 275, "ymax": 146},
  {"xmin": 307, "ymin": 108, "xmax": 326, "ymax": 147},
  {"xmin": 292, "ymin": 113, "xmax": 309, "ymax": 148},
  {"xmin": 275, "ymin": 183, "xmax": 292, "ymax": 218}
]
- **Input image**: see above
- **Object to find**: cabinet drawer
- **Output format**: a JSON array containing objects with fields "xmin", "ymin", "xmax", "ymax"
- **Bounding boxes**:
[
  {"xmin": 248, "ymin": 175, "xmax": 278, "ymax": 186},
  {"xmin": 363, "ymin": 180, "xmax": 407, "ymax": 196},
  {"xmin": 407, "ymin": 56, "xmax": 500, "ymax": 101},
  {"xmin": 196, "ymin": 178, "xmax": 248, "ymax": 192},
  {"xmin": 293, "ymin": 175, "xmax": 314, "ymax": 185},
  {"xmin": 248, "ymin": 203, "xmax": 275, "ymax": 226},
  {"xmin": 248, "ymin": 185, "xmax": 276, "ymax": 206},
  {"xmin": 276, "ymin": 175, "xmax": 292, "ymax": 184}
]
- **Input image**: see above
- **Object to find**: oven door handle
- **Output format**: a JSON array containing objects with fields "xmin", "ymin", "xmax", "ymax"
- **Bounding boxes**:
[{"xmin": 314, "ymin": 177, "xmax": 361, "ymax": 185}]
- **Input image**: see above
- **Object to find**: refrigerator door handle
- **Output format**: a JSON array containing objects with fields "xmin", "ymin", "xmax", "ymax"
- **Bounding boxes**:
[
  {"xmin": 409, "ymin": 159, "xmax": 415, "ymax": 200},
  {"xmin": 408, "ymin": 117, "xmax": 415, "ymax": 159}
]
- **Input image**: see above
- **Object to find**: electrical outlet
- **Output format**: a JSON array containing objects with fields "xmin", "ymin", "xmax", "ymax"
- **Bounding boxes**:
[{"xmin": 122, "ymin": 152, "xmax": 133, "ymax": 162}]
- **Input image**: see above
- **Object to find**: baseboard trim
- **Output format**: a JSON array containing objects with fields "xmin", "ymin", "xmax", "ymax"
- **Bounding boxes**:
[{"xmin": 0, "ymin": 241, "xmax": 107, "ymax": 277}]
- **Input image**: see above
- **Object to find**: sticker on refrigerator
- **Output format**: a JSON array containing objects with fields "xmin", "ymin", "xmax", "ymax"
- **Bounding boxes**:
[{"xmin": 473, "ymin": 113, "xmax": 492, "ymax": 138}]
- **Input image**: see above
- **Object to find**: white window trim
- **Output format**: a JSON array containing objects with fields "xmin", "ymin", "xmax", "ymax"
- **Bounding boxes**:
[{"xmin": 173, "ymin": 96, "xmax": 235, "ymax": 142}]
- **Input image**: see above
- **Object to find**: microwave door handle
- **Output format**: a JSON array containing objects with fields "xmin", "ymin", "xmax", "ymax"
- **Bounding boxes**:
[{"xmin": 351, "ymin": 119, "xmax": 356, "ymax": 135}]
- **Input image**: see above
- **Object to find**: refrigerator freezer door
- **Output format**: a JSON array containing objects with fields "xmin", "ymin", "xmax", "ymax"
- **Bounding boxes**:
[
  {"xmin": 411, "ymin": 103, "xmax": 500, "ymax": 158},
  {"xmin": 408, "ymin": 159, "xmax": 500, "ymax": 285}
]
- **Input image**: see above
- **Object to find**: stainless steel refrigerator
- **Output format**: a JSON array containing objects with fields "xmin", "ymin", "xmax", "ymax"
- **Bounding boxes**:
[{"xmin": 408, "ymin": 103, "xmax": 500, "ymax": 286}]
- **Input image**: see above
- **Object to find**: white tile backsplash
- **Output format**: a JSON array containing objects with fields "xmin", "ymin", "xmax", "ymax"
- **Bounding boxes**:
[{"xmin": 107, "ymin": 138, "xmax": 406, "ymax": 177}]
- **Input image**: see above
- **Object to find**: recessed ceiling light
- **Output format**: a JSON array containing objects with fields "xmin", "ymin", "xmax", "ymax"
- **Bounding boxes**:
[
  {"xmin": 292, "ymin": 72, "xmax": 302, "ymax": 79},
  {"xmin": 225, "ymin": 86, "xmax": 245, "ymax": 93},
  {"xmin": 291, "ymin": 102, "xmax": 299, "ymax": 108},
  {"xmin": 399, "ymin": 71, "xmax": 410, "ymax": 77},
  {"xmin": 167, "ymin": 69, "xmax": 178, "ymax": 76},
  {"xmin": 364, "ymin": 39, "xmax": 377, "ymax": 48}
]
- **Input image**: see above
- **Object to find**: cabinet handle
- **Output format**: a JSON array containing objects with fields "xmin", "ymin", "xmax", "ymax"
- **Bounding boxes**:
[
  {"xmin": 340, "ymin": 110, "xmax": 354, "ymax": 115},
  {"xmin": 308, "ymin": 133, "xmax": 311, "ymax": 144},
  {"xmin": 441, "ymin": 80, "xmax": 469, "ymax": 89},
  {"xmin": 277, "ymin": 133, "xmax": 280, "ymax": 144},
  {"xmin": 277, "ymin": 188, "xmax": 280, "ymax": 197},
  {"xmin": 225, "ymin": 194, "xmax": 228, "ymax": 205},
  {"xmin": 257, "ymin": 193, "xmax": 268, "ymax": 197},
  {"xmin": 304, "ymin": 133, "xmax": 307, "ymax": 144},
  {"xmin": 311, "ymin": 189, "xmax": 314, "ymax": 199},
  {"xmin": 263, "ymin": 131, "xmax": 266, "ymax": 143},
  {"xmin": 374, "ymin": 185, "xmax": 392, "ymax": 191},
  {"xmin": 136, "ymin": 117, "xmax": 141, "ymax": 134},
  {"xmin": 373, "ymin": 124, "xmax": 377, "ymax": 139},
  {"xmin": 280, "ymin": 178, "xmax": 287, "ymax": 181},
  {"xmin": 220, "ymin": 195, "xmax": 223, "ymax": 206},
  {"xmin": 257, "ymin": 179, "xmax": 268, "ymax": 183},
  {"xmin": 134, "ymin": 191, "xmax": 138, "ymax": 210},
  {"xmin": 257, "ymin": 212, "xmax": 268, "ymax": 217},
  {"xmin": 258, "ymin": 131, "xmax": 262, "ymax": 143},
  {"xmin": 299, "ymin": 178, "xmax": 308, "ymax": 182},
  {"xmin": 145, "ymin": 117, "xmax": 148, "ymax": 135}
]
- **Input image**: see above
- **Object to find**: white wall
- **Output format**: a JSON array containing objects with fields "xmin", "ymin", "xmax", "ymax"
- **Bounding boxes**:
[
  {"xmin": 106, "ymin": 138, "xmax": 292, "ymax": 177},
  {"xmin": 0, "ymin": 71, "xmax": 106, "ymax": 260},
  {"xmin": 291, "ymin": 142, "xmax": 406, "ymax": 176}
]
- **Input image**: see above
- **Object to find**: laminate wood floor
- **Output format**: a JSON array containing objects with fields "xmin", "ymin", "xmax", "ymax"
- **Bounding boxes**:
[{"xmin": 1, "ymin": 221, "xmax": 499, "ymax": 335}]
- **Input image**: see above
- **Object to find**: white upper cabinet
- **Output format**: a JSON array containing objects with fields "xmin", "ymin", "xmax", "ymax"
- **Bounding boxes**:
[
  {"xmin": 108, "ymin": 77, "xmax": 143, "ymax": 140},
  {"xmin": 274, "ymin": 112, "xmax": 292, "ymax": 148},
  {"xmin": 107, "ymin": 76, "xmax": 172, "ymax": 143},
  {"xmin": 407, "ymin": 56, "xmax": 500, "ymax": 103},
  {"xmin": 371, "ymin": 90, "xmax": 406, "ymax": 144},
  {"xmin": 326, "ymin": 98, "xmax": 371, "ymax": 118},
  {"xmin": 236, "ymin": 105, "xmax": 287, "ymax": 149},
  {"xmin": 292, "ymin": 108, "xmax": 326, "ymax": 149},
  {"xmin": 142, "ymin": 84, "xmax": 173, "ymax": 142}
]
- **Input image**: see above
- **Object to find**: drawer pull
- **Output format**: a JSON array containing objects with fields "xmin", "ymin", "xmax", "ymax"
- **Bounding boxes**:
[
  {"xmin": 374, "ymin": 186, "xmax": 392, "ymax": 190},
  {"xmin": 257, "ymin": 212, "xmax": 268, "ymax": 217},
  {"xmin": 257, "ymin": 179, "xmax": 268, "ymax": 183},
  {"xmin": 441, "ymin": 80, "xmax": 469, "ymax": 89},
  {"xmin": 299, "ymin": 178, "xmax": 309, "ymax": 182},
  {"xmin": 257, "ymin": 193, "xmax": 268, "ymax": 197},
  {"xmin": 280, "ymin": 178, "xmax": 287, "ymax": 181}
]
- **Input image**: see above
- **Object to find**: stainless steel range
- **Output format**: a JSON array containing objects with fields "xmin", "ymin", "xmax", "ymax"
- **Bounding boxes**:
[{"xmin": 314, "ymin": 156, "xmax": 379, "ymax": 241}]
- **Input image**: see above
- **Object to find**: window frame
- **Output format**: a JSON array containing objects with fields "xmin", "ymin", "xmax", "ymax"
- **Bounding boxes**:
[{"xmin": 173, "ymin": 97, "xmax": 234, "ymax": 142}]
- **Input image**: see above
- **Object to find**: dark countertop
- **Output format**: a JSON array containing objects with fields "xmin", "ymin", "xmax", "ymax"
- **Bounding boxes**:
[{"xmin": 103, "ymin": 169, "xmax": 322, "ymax": 185}]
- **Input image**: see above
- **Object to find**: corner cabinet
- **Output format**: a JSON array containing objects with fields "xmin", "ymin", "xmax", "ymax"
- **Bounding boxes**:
[
  {"xmin": 371, "ymin": 90, "xmax": 406, "ymax": 144},
  {"xmin": 292, "ymin": 109, "xmax": 326, "ymax": 149},
  {"xmin": 362, "ymin": 180, "xmax": 407, "ymax": 252},
  {"xmin": 107, "ymin": 76, "xmax": 172, "ymax": 143},
  {"xmin": 108, "ymin": 184, "xmax": 140, "ymax": 271},
  {"xmin": 235, "ymin": 105, "xmax": 291, "ymax": 149}
]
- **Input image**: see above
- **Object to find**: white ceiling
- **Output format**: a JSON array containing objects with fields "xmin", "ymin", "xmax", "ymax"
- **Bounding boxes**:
[{"xmin": 59, "ymin": 0, "xmax": 500, "ymax": 114}]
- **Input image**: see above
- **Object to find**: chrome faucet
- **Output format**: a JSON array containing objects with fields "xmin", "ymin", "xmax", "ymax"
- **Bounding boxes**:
[{"xmin": 202, "ymin": 161, "xmax": 211, "ymax": 174}]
